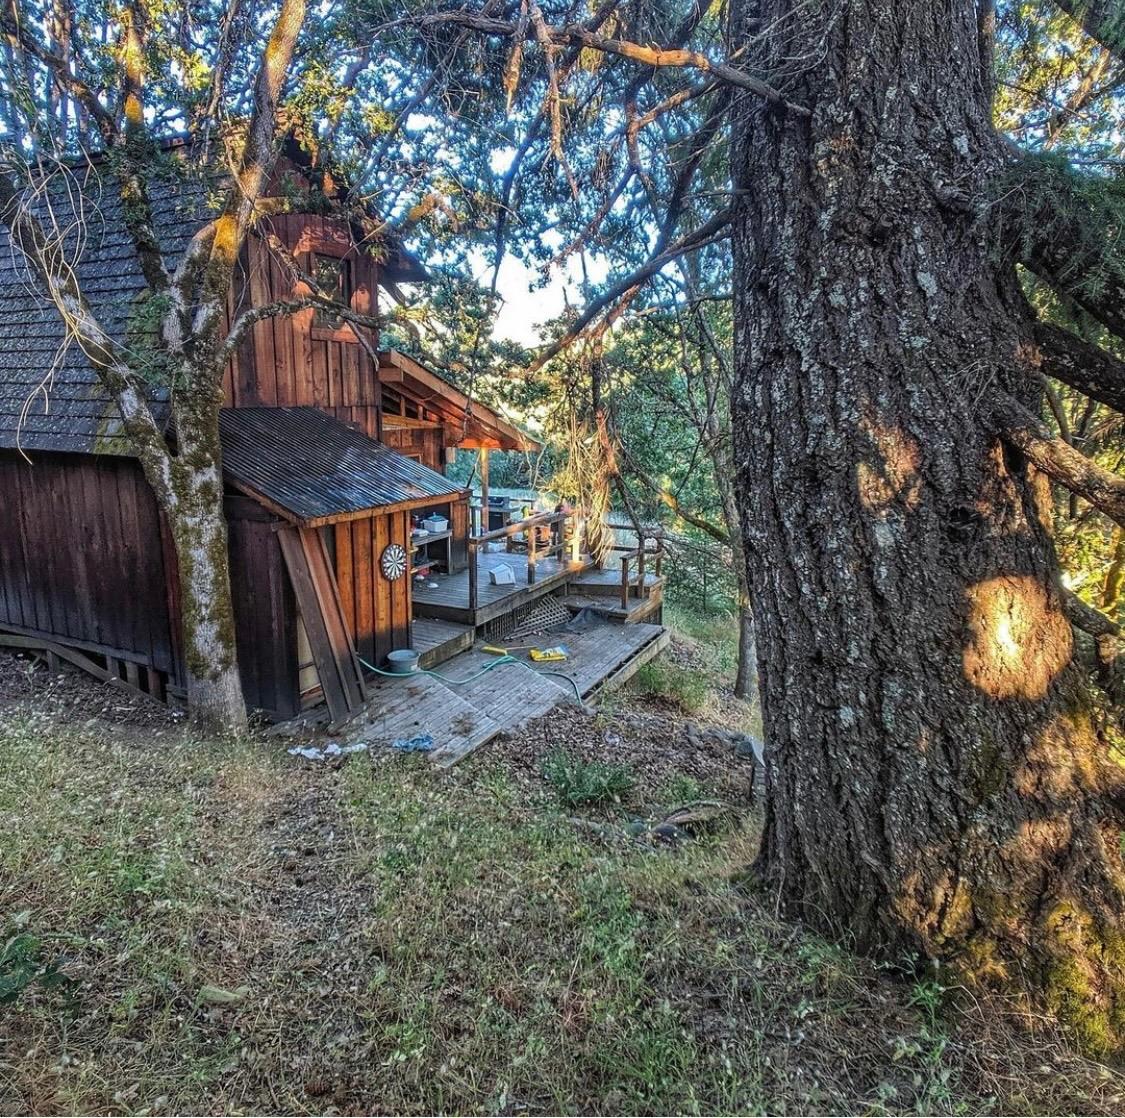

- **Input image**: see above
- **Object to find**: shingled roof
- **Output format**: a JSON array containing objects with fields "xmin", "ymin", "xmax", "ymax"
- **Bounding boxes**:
[
  {"xmin": 0, "ymin": 162, "xmax": 211, "ymax": 455},
  {"xmin": 0, "ymin": 147, "xmax": 428, "ymax": 457}
]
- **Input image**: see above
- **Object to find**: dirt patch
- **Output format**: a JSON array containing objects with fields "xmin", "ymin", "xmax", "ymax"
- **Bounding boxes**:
[
  {"xmin": 485, "ymin": 703, "xmax": 757, "ymax": 806},
  {"xmin": 0, "ymin": 649, "xmax": 182, "ymax": 732}
]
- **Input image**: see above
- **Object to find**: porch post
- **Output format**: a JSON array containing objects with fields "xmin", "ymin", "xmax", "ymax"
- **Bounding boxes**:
[{"xmin": 479, "ymin": 448, "xmax": 490, "ymax": 547}]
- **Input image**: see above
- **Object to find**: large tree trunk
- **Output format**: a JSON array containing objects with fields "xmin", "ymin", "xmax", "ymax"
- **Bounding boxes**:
[
  {"xmin": 164, "ymin": 472, "xmax": 246, "ymax": 732},
  {"xmin": 139, "ymin": 400, "xmax": 247, "ymax": 733},
  {"xmin": 716, "ymin": 453, "xmax": 758, "ymax": 705},
  {"xmin": 730, "ymin": 0, "xmax": 1125, "ymax": 1053}
]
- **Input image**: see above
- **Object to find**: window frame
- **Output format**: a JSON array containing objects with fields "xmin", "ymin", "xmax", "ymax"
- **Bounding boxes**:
[{"xmin": 308, "ymin": 250, "xmax": 357, "ymax": 342}]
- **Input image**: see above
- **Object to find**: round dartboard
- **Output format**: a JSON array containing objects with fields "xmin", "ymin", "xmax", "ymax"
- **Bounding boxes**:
[{"xmin": 380, "ymin": 543, "xmax": 408, "ymax": 581}]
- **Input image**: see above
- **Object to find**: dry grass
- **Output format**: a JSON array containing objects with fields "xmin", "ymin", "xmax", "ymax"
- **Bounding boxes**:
[{"xmin": 1, "ymin": 661, "xmax": 1124, "ymax": 1115}]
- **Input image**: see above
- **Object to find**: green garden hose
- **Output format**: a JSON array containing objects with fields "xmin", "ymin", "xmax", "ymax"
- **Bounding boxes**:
[{"xmin": 357, "ymin": 653, "xmax": 584, "ymax": 704}]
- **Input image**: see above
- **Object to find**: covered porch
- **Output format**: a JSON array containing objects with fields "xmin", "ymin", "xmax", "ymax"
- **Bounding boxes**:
[{"xmin": 411, "ymin": 507, "xmax": 593, "ymax": 626}]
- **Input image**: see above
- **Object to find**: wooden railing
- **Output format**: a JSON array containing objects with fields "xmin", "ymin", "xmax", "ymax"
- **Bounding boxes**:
[
  {"xmin": 611, "ymin": 534, "xmax": 665, "ymax": 611},
  {"xmin": 467, "ymin": 509, "xmax": 578, "ymax": 610}
]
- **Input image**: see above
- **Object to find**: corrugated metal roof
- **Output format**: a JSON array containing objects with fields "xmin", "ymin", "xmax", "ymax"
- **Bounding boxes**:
[{"xmin": 219, "ymin": 407, "xmax": 465, "ymax": 524}]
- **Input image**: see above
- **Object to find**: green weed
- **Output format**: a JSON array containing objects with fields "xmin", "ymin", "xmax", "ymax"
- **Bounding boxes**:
[
  {"xmin": 631, "ymin": 660, "xmax": 710, "ymax": 713},
  {"xmin": 540, "ymin": 748, "xmax": 636, "ymax": 807}
]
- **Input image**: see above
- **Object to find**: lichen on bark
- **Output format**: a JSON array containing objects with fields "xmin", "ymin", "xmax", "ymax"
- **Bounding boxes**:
[{"xmin": 729, "ymin": 0, "xmax": 1125, "ymax": 1055}]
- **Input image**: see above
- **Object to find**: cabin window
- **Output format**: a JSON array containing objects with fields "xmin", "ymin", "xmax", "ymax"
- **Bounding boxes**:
[{"xmin": 311, "ymin": 253, "xmax": 353, "ymax": 329}]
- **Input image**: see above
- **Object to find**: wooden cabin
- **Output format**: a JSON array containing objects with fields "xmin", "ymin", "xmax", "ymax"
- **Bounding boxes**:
[{"xmin": 0, "ymin": 148, "xmax": 550, "ymax": 722}]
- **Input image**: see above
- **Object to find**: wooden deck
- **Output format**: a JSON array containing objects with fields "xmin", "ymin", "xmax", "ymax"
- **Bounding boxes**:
[
  {"xmin": 568, "ymin": 566, "xmax": 663, "ymax": 595},
  {"xmin": 410, "ymin": 617, "xmax": 474, "ymax": 668},
  {"xmin": 343, "ymin": 620, "xmax": 669, "ymax": 766},
  {"xmin": 344, "ymin": 670, "xmax": 501, "ymax": 767},
  {"xmin": 412, "ymin": 549, "xmax": 592, "ymax": 625}
]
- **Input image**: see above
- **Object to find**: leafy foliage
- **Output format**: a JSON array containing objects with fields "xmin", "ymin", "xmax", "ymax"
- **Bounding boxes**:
[
  {"xmin": 540, "ymin": 747, "xmax": 635, "ymax": 806},
  {"xmin": 0, "ymin": 922, "xmax": 75, "ymax": 1008}
]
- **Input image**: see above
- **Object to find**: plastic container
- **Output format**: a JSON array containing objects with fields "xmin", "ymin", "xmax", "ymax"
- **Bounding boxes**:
[
  {"xmin": 423, "ymin": 515, "xmax": 448, "ymax": 533},
  {"xmin": 385, "ymin": 649, "xmax": 420, "ymax": 674}
]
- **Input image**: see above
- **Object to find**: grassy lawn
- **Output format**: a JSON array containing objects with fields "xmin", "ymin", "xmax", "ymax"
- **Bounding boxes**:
[{"xmin": 1, "ymin": 620, "xmax": 1123, "ymax": 1115}]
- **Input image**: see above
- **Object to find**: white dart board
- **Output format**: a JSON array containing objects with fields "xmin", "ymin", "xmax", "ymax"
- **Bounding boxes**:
[{"xmin": 380, "ymin": 543, "xmax": 408, "ymax": 581}]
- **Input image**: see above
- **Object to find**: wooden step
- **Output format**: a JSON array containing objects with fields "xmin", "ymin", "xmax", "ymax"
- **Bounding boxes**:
[
  {"xmin": 567, "ymin": 567, "xmax": 664, "ymax": 600},
  {"xmin": 410, "ymin": 617, "xmax": 474, "ymax": 668},
  {"xmin": 561, "ymin": 585, "xmax": 663, "ymax": 624}
]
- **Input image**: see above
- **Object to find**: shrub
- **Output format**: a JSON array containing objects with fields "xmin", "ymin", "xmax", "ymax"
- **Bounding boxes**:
[
  {"xmin": 541, "ymin": 749, "xmax": 635, "ymax": 807},
  {"xmin": 631, "ymin": 661, "xmax": 710, "ymax": 714}
]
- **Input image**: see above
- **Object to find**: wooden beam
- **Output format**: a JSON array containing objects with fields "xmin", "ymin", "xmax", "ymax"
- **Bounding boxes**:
[
  {"xmin": 278, "ymin": 527, "xmax": 366, "ymax": 724},
  {"xmin": 378, "ymin": 349, "xmax": 541, "ymax": 451},
  {"xmin": 382, "ymin": 414, "xmax": 443, "ymax": 430},
  {"xmin": 479, "ymin": 447, "xmax": 490, "ymax": 535}
]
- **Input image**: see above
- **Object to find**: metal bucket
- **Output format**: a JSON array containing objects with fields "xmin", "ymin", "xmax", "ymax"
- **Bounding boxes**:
[{"xmin": 385, "ymin": 649, "xmax": 420, "ymax": 675}]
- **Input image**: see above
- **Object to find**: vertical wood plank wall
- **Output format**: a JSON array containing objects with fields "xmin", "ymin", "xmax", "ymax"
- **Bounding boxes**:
[
  {"xmin": 220, "ymin": 213, "xmax": 383, "ymax": 440},
  {"xmin": 225, "ymin": 497, "xmax": 300, "ymax": 718},
  {"xmin": 382, "ymin": 425, "xmax": 444, "ymax": 471},
  {"xmin": 0, "ymin": 451, "xmax": 179, "ymax": 676},
  {"xmin": 334, "ymin": 511, "xmax": 412, "ymax": 667}
]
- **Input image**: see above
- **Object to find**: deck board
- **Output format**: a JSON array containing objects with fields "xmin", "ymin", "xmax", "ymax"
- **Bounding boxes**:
[
  {"xmin": 347, "ymin": 670, "xmax": 502, "ymax": 767},
  {"xmin": 568, "ymin": 566, "xmax": 662, "ymax": 594},
  {"xmin": 339, "ymin": 620, "xmax": 669, "ymax": 766},
  {"xmin": 546, "ymin": 622, "xmax": 667, "ymax": 695},
  {"xmin": 432, "ymin": 648, "xmax": 576, "ymax": 730},
  {"xmin": 412, "ymin": 550, "xmax": 592, "ymax": 624}
]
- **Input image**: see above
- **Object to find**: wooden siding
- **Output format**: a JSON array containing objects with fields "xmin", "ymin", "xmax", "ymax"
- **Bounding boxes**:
[
  {"xmin": 0, "ymin": 451, "xmax": 178, "ymax": 675},
  {"xmin": 221, "ymin": 214, "xmax": 382, "ymax": 438},
  {"xmin": 334, "ymin": 510, "xmax": 412, "ymax": 667},
  {"xmin": 382, "ymin": 424, "xmax": 444, "ymax": 471},
  {"xmin": 225, "ymin": 496, "xmax": 301, "ymax": 719},
  {"xmin": 450, "ymin": 496, "xmax": 469, "ymax": 572}
]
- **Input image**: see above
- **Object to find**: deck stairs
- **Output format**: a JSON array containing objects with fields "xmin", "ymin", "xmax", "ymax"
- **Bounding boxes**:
[
  {"xmin": 560, "ymin": 565, "xmax": 665, "ymax": 625},
  {"xmin": 344, "ymin": 589, "xmax": 669, "ymax": 764}
]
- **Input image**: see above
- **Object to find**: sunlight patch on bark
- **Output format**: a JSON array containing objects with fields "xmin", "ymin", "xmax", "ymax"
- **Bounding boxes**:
[
  {"xmin": 856, "ymin": 420, "xmax": 922, "ymax": 516},
  {"xmin": 962, "ymin": 575, "xmax": 1072, "ymax": 699}
]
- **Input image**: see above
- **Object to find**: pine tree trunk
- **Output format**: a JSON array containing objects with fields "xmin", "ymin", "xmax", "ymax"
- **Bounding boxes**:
[
  {"xmin": 719, "ymin": 465, "xmax": 758, "ymax": 705},
  {"xmin": 734, "ymin": 602, "xmax": 757, "ymax": 704},
  {"xmin": 730, "ymin": 0, "xmax": 1125, "ymax": 1052}
]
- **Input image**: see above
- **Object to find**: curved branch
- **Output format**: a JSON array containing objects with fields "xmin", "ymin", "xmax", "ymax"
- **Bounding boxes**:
[
  {"xmin": 390, "ymin": 9, "xmax": 810, "ymax": 116},
  {"xmin": 1035, "ymin": 320, "xmax": 1125, "ymax": 414},
  {"xmin": 0, "ymin": 9, "xmax": 114, "ymax": 136},
  {"xmin": 527, "ymin": 207, "xmax": 732, "ymax": 374},
  {"xmin": 1064, "ymin": 586, "xmax": 1121, "ymax": 639}
]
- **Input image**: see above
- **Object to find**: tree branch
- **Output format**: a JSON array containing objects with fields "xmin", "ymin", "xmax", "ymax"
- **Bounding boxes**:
[
  {"xmin": 1064, "ymin": 586, "xmax": 1121, "ymax": 639},
  {"xmin": 391, "ymin": 9, "xmax": 810, "ymax": 116},
  {"xmin": 1034, "ymin": 320, "xmax": 1125, "ymax": 415},
  {"xmin": 527, "ymin": 206, "xmax": 732, "ymax": 374},
  {"xmin": 1051, "ymin": 1, "xmax": 1125, "ymax": 65},
  {"xmin": 192, "ymin": 0, "xmax": 306, "ymax": 344},
  {"xmin": 991, "ymin": 390, "xmax": 1125, "ymax": 527},
  {"xmin": 631, "ymin": 463, "xmax": 731, "ymax": 544},
  {"xmin": 0, "ymin": 6, "xmax": 114, "ymax": 136}
]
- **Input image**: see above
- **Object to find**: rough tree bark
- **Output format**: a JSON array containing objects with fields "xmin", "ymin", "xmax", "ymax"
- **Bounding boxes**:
[{"xmin": 730, "ymin": 0, "xmax": 1125, "ymax": 1052}]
